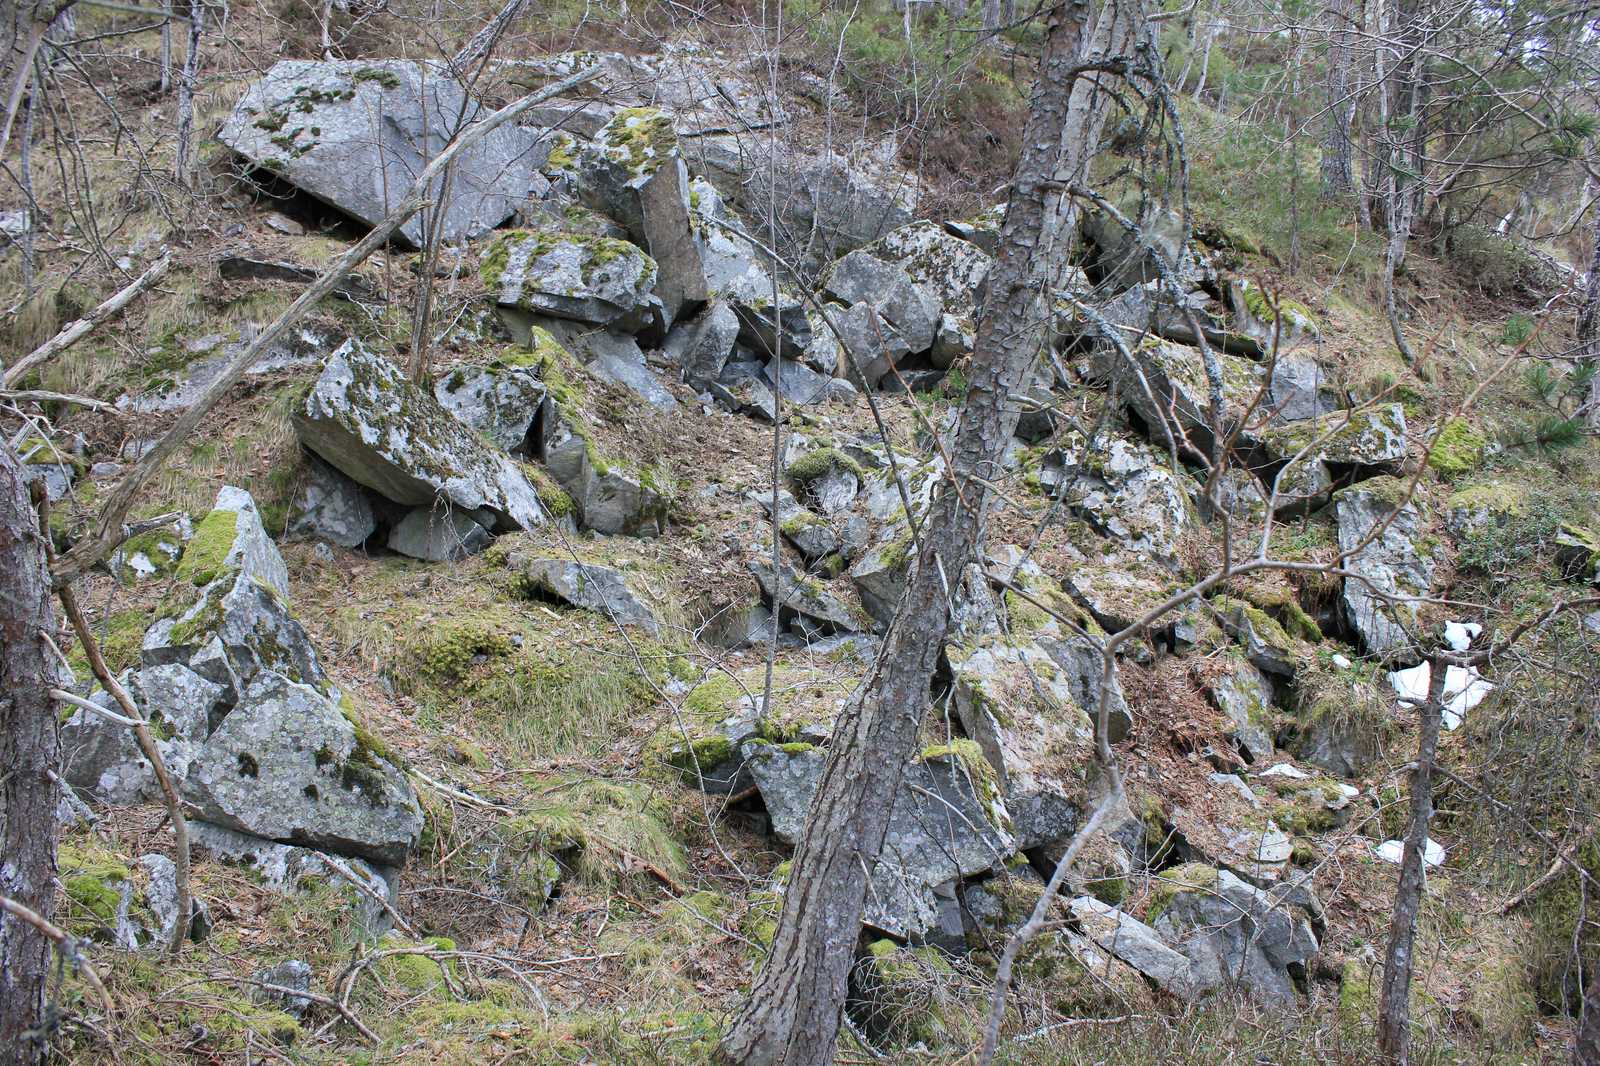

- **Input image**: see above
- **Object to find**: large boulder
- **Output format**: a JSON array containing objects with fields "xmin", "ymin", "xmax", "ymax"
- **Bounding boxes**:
[
  {"xmin": 1069, "ymin": 897, "xmax": 1193, "ymax": 995},
  {"xmin": 577, "ymin": 107, "xmax": 708, "ymax": 323},
  {"xmin": 502, "ymin": 548, "xmax": 662, "ymax": 635},
  {"xmin": 218, "ymin": 60, "xmax": 535, "ymax": 247},
  {"xmin": 1149, "ymin": 864, "xmax": 1318, "ymax": 1004},
  {"xmin": 750, "ymin": 740, "xmax": 1015, "ymax": 939},
  {"xmin": 1201, "ymin": 655, "xmax": 1277, "ymax": 763},
  {"xmin": 1259, "ymin": 403, "xmax": 1407, "ymax": 470},
  {"xmin": 1034, "ymin": 434, "xmax": 1191, "ymax": 567},
  {"xmin": 481, "ymin": 230, "xmax": 662, "ymax": 332},
  {"xmin": 432, "ymin": 357, "xmax": 549, "ymax": 453},
  {"xmin": 749, "ymin": 559, "xmax": 863, "ymax": 638},
  {"xmin": 288, "ymin": 455, "xmax": 376, "ymax": 548},
  {"xmin": 822, "ymin": 249, "xmax": 941, "ymax": 354},
  {"xmin": 866, "ymin": 221, "xmax": 991, "ymax": 322},
  {"xmin": 1335, "ymin": 478, "xmax": 1437, "ymax": 661},
  {"xmin": 60, "ymin": 664, "xmax": 224, "ymax": 805},
  {"xmin": 294, "ymin": 339, "xmax": 547, "ymax": 531},
  {"xmin": 663, "ymin": 301, "xmax": 742, "ymax": 389},
  {"xmin": 386, "ymin": 506, "xmax": 493, "ymax": 562},
  {"xmin": 183, "ymin": 673, "xmax": 422, "ymax": 867},
  {"xmin": 1092, "ymin": 339, "xmax": 1262, "ymax": 457},
  {"xmin": 698, "ymin": 222, "xmax": 813, "ymax": 357},
  {"xmin": 1268, "ymin": 353, "xmax": 1340, "ymax": 423}
]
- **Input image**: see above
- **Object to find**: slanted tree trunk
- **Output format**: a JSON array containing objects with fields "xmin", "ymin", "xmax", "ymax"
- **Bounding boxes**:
[
  {"xmin": 1320, "ymin": 0, "xmax": 1356, "ymax": 200},
  {"xmin": 716, "ymin": 1, "xmax": 1145, "ymax": 1063},
  {"xmin": 1377, "ymin": 651, "xmax": 1449, "ymax": 1065},
  {"xmin": 0, "ymin": 459, "xmax": 62, "ymax": 1066}
]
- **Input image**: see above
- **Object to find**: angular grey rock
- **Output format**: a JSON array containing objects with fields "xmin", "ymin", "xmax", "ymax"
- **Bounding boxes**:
[
  {"xmin": 254, "ymin": 960, "xmax": 314, "ymax": 1018},
  {"xmin": 1092, "ymin": 338, "xmax": 1262, "ymax": 457},
  {"xmin": 949, "ymin": 637, "xmax": 1096, "ymax": 849},
  {"xmin": 750, "ymin": 742, "xmax": 1015, "ymax": 939},
  {"xmin": 762, "ymin": 359, "xmax": 837, "ymax": 406},
  {"xmin": 144, "ymin": 566, "xmax": 331, "ymax": 697},
  {"xmin": 698, "ymin": 222, "xmax": 813, "ymax": 356},
  {"xmin": 588, "ymin": 347, "xmax": 678, "ymax": 411},
  {"xmin": 1069, "ymin": 897, "xmax": 1193, "ymax": 995},
  {"xmin": 139, "ymin": 853, "xmax": 211, "ymax": 946},
  {"xmin": 753, "ymin": 489, "xmax": 838, "ymax": 564},
  {"xmin": 536, "ymin": 400, "xmax": 669, "ymax": 537},
  {"xmin": 289, "ymin": 454, "xmax": 376, "ymax": 548},
  {"xmin": 1335, "ymin": 478, "xmax": 1437, "ymax": 661},
  {"xmin": 822, "ymin": 249, "xmax": 941, "ymax": 353},
  {"xmin": 1083, "ymin": 203, "xmax": 1191, "ymax": 291},
  {"xmin": 1203, "ymin": 657, "xmax": 1276, "ymax": 762},
  {"xmin": 1150, "ymin": 867, "xmax": 1319, "ymax": 1004},
  {"xmin": 835, "ymin": 300, "xmax": 911, "ymax": 390},
  {"xmin": 577, "ymin": 107, "xmax": 708, "ymax": 323},
  {"xmin": 1268, "ymin": 353, "xmax": 1339, "ymax": 422},
  {"xmin": 294, "ymin": 340, "xmax": 546, "ymax": 531},
  {"xmin": 943, "ymin": 206, "xmax": 1003, "ymax": 255},
  {"xmin": 749, "ymin": 559, "xmax": 861, "ymax": 637},
  {"xmin": 432, "ymin": 359, "xmax": 549, "ymax": 452},
  {"xmin": 850, "ymin": 534, "xmax": 912, "ymax": 626},
  {"xmin": 1216, "ymin": 598, "xmax": 1299, "ymax": 678},
  {"xmin": 386, "ymin": 506, "xmax": 493, "ymax": 562},
  {"xmin": 1080, "ymin": 280, "xmax": 1257, "ymax": 357},
  {"xmin": 1260, "ymin": 403, "xmax": 1407, "ymax": 469},
  {"xmin": 481, "ymin": 230, "xmax": 662, "ymax": 331},
  {"xmin": 506, "ymin": 553, "xmax": 661, "ymax": 634},
  {"xmin": 61, "ymin": 665, "xmax": 224, "ymax": 804},
  {"xmin": 931, "ymin": 313, "xmax": 973, "ymax": 369},
  {"xmin": 867, "ymin": 221, "xmax": 992, "ymax": 322},
  {"xmin": 664, "ymin": 302, "xmax": 741, "ymax": 389},
  {"xmin": 183, "ymin": 672, "xmax": 422, "ymax": 866},
  {"xmin": 218, "ymin": 60, "xmax": 535, "ymax": 247},
  {"xmin": 1037, "ymin": 631, "xmax": 1135, "ymax": 744},
  {"xmin": 710, "ymin": 376, "xmax": 779, "ymax": 424},
  {"xmin": 1036, "ymin": 434, "xmax": 1190, "ymax": 566},
  {"xmin": 190, "ymin": 820, "xmax": 398, "ymax": 932},
  {"xmin": 1230, "ymin": 279, "xmax": 1320, "ymax": 348},
  {"xmin": 196, "ymin": 485, "xmax": 291, "ymax": 598}
]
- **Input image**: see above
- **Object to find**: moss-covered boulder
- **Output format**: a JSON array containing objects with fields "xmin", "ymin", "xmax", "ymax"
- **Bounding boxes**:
[
  {"xmin": 1334, "ymin": 476, "xmax": 1438, "ymax": 661},
  {"xmin": 295, "ymin": 340, "xmax": 548, "ymax": 531},
  {"xmin": 1090, "ymin": 337, "xmax": 1262, "ymax": 458},
  {"xmin": 1260, "ymin": 403, "xmax": 1407, "ymax": 470},
  {"xmin": 481, "ymin": 229, "xmax": 662, "ymax": 332},
  {"xmin": 183, "ymin": 675, "xmax": 422, "ymax": 866},
  {"xmin": 851, "ymin": 939, "xmax": 974, "ymax": 1048}
]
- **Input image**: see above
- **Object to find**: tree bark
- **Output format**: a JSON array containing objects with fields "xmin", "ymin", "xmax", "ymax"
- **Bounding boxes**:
[
  {"xmin": 172, "ymin": 0, "xmax": 204, "ymax": 188},
  {"xmin": 1320, "ymin": 0, "xmax": 1356, "ymax": 200},
  {"xmin": 1576, "ymin": 203, "xmax": 1600, "ymax": 429},
  {"xmin": 1376, "ymin": 652, "xmax": 1449, "ymax": 1065},
  {"xmin": 716, "ymin": 2, "xmax": 1144, "ymax": 1063},
  {"xmin": 0, "ymin": 459, "xmax": 62, "ymax": 1066},
  {"xmin": 1579, "ymin": 960, "xmax": 1600, "ymax": 1065}
]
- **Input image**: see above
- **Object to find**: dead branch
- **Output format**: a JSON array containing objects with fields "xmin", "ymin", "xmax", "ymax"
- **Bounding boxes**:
[{"xmin": 0, "ymin": 893, "xmax": 115, "ymax": 1015}]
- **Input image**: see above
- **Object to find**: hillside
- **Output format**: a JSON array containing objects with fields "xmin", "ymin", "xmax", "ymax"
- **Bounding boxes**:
[{"xmin": 2, "ymin": 1, "xmax": 1599, "ymax": 1064}]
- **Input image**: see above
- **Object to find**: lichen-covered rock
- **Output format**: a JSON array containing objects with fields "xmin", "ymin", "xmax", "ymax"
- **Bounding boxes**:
[
  {"xmin": 849, "ymin": 533, "xmax": 913, "ymax": 626},
  {"xmin": 110, "ymin": 521, "xmax": 188, "ymax": 582},
  {"xmin": 822, "ymin": 248, "xmax": 941, "ymax": 353},
  {"xmin": 949, "ymin": 637, "xmax": 1096, "ymax": 850},
  {"xmin": 749, "ymin": 559, "xmax": 862, "ymax": 637},
  {"xmin": 1230, "ymin": 279, "xmax": 1320, "ymax": 347},
  {"xmin": 1092, "ymin": 338, "xmax": 1262, "ymax": 456},
  {"xmin": 386, "ymin": 506, "xmax": 493, "ymax": 562},
  {"xmin": 1034, "ymin": 434, "xmax": 1190, "ymax": 566},
  {"xmin": 1202, "ymin": 655, "xmax": 1276, "ymax": 763},
  {"xmin": 218, "ymin": 60, "xmax": 535, "ymax": 247},
  {"xmin": 1149, "ymin": 864, "xmax": 1318, "ymax": 1003},
  {"xmin": 1268, "ymin": 353, "xmax": 1339, "ymax": 422},
  {"xmin": 698, "ymin": 222, "xmax": 814, "ymax": 357},
  {"xmin": 288, "ymin": 454, "xmax": 376, "ymax": 548},
  {"xmin": 1335, "ymin": 477, "xmax": 1437, "ymax": 661},
  {"xmin": 1260, "ymin": 403, "xmax": 1407, "ymax": 469},
  {"xmin": 294, "ymin": 339, "xmax": 547, "ymax": 531},
  {"xmin": 1215, "ymin": 596, "xmax": 1302, "ymax": 678},
  {"xmin": 753, "ymin": 488, "xmax": 839, "ymax": 565},
  {"xmin": 1069, "ymin": 896, "xmax": 1193, "ymax": 995},
  {"xmin": 1083, "ymin": 203, "xmax": 1192, "ymax": 291},
  {"xmin": 60, "ymin": 664, "xmax": 224, "ymax": 804},
  {"xmin": 835, "ymin": 300, "xmax": 911, "ymax": 389},
  {"xmin": 750, "ymin": 740, "xmax": 1015, "ymax": 939},
  {"xmin": 866, "ymin": 220, "xmax": 991, "ymax": 322},
  {"xmin": 190, "ymin": 820, "xmax": 399, "ymax": 932},
  {"xmin": 481, "ymin": 229, "xmax": 662, "ymax": 331},
  {"xmin": 504, "ymin": 551, "xmax": 662, "ymax": 634},
  {"xmin": 177, "ymin": 485, "xmax": 290, "ymax": 597},
  {"xmin": 183, "ymin": 673, "xmax": 422, "ymax": 866},
  {"xmin": 577, "ymin": 107, "xmax": 708, "ymax": 322},
  {"xmin": 432, "ymin": 358, "xmax": 550, "ymax": 453}
]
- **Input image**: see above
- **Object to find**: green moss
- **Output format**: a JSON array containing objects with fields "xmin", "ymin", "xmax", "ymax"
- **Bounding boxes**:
[
  {"xmin": 785, "ymin": 447, "xmax": 865, "ymax": 487},
  {"xmin": 61, "ymin": 853, "xmax": 129, "ymax": 924},
  {"xmin": 501, "ymin": 778, "xmax": 685, "ymax": 888},
  {"xmin": 1240, "ymin": 279, "xmax": 1319, "ymax": 333},
  {"xmin": 67, "ymin": 608, "xmax": 149, "ymax": 681},
  {"xmin": 1339, "ymin": 958, "xmax": 1375, "ymax": 1023},
  {"xmin": 175, "ymin": 508, "xmax": 240, "ymax": 588},
  {"xmin": 378, "ymin": 935, "xmax": 457, "ymax": 991},
  {"xmin": 599, "ymin": 107, "xmax": 679, "ymax": 174},
  {"xmin": 683, "ymin": 674, "xmax": 742, "ymax": 723},
  {"xmin": 1146, "ymin": 862, "xmax": 1219, "ymax": 923},
  {"xmin": 1448, "ymin": 480, "xmax": 1527, "ymax": 517},
  {"xmin": 1332, "ymin": 474, "xmax": 1415, "ymax": 510},
  {"xmin": 352, "ymin": 66, "xmax": 401, "ymax": 88},
  {"xmin": 1427, "ymin": 418, "xmax": 1487, "ymax": 477},
  {"xmin": 920, "ymin": 738, "xmax": 1007, "ymax": 827}
]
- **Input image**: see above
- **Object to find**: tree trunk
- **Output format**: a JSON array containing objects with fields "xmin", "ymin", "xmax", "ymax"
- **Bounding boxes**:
[
  {"xmin": 0, "ymin": 457, "xmax": 62, "ymax": 1066},
  {"xmin": 716, "ymin": 1, "xmax": 1144, "ymax": 1063},
  {"xmin": 1579, "ymin": 961, "xmax": 1600, "ymax": 1065},
  {"xmin": 1577, "ymin": 203, "xmax": 1600, "ymax": 429},
  {"xmin": 1320, "ymin": 0, "xmax": 1355, "ymax": 200},
  {"xmin": 1376, "ymin": 652, "xmax": 1449, "ymax": 1065},
  {"xmin": 172, "ymin": 0, "xmax": 204, "ymax": 188}
]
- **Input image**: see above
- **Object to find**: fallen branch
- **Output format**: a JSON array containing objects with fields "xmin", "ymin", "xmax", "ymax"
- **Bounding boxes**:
[
  {"xmin": 320, "ymin": 855, "xmax": 418, "ymax": 937},
  {"xmin": 0, "ymin": 389, "xmax": 121, "ymax": 412},
  {"xmin": 2, "ymin": 254, "xmax": 172, "ymax": 389},
  {"xmin": 50, "ymin": 64, "xmax": 603, "ymax": 586}
]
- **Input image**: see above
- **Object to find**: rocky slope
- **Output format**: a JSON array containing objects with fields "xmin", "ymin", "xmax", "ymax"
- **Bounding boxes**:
[{"xmin": 9, "ymin": 29, "xmax": 1600, "ymax": 1066}]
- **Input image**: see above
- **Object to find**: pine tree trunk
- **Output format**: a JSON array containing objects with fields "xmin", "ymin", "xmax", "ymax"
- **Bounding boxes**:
[
  {"xmin": 1320, "ymin": 0, "xmax": 1355, "ymax": 199},
  {"xmin": 1578, "ymin": 964, "xmax": 1600, "ymax": 1065},
  {"xmin": 716, "ymin": 1, "xmax": 1144, "ymax": 1062},
  {"xmin": 1577, "ymin": 204, "xmax": 1600, "ymax": 429},
  {"xmin": 0, "ymin": 453, "xmax": 62, "ymax": 1066},
  {"xmin": 1376, "ymin": 653, "xmax": 1449, "ymax": 1065}
]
